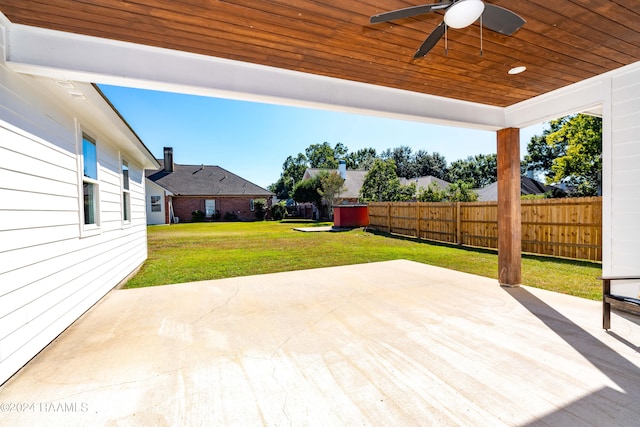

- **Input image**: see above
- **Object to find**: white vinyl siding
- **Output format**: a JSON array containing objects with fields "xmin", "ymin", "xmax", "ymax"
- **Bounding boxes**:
[
  {"xmin": 608, "ymin": 67, "xmax": 640, "ymax": 276},
  {"xmin": 0, "ymin": 65, "xmax": 154, "ymax": 384},
  {"xmin": 146, "ymin": 179, "xmax": 168, "ymax": 225}
]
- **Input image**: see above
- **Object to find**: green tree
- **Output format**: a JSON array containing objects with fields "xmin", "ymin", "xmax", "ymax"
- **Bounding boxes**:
[
  {"xmin": 345, "ymin": 147, "xmax": 377, "ymax": 170},
  {"xmin": 414, "ymin": 150, "xmax": 448, "ymax": 179},
  {"xmin": 333, "ymin": 142, "xmax": 349, "ymax": 161},
  {"xmin": 267, "ymin": 178, "xmax": 289, "ymax": 200},
  {"xmin": 360, "ymin": 159, "xmax": 401, "ymax": 202},
  {"xmin": 542, "ymin": 114, "xmax": 602, "ymax": 196},
  {"xmin": 523, "ymin": 115, "xmax": 602, "ymax": 196},
  {"xmin": 318, "ymin": 171, "xmax": 346, "ymax": 218},
  {"xmin": 282, "ymin": 153, "xmax": 308, "ymax": 185},
  {"xmin": 446, "ymin": 158, "xmax": 474, "ymax": 185},
  {"xmin": 522, "ymin": 120, "xmax": 564, "ymax": 178},
  {"xmin": 292, "ymin": 175, "xmax": 322, "ymax": 207},
  {"xmin": 445, "ymin": 180, "xmax": 479, "ymax": 202},
  {"xmin": 359, "ymin": 159, "xmax": 417, "ymax": 202},
  {"xmin": 395, "ymin": 182, "xmax": 417, "ymax": 201},
  {"xmin": 381, "ymin": 146, "xmax": 416, "ymax": 178},
  {"xmin": 305, "ymin": 142, "xmax": 347, "ymax": 169},
  {"xmin": 446, "ymin": 153, "xmax": 497, "ymax": 188},
  {"xmin": 269, "ymin": 153, "xmax": 309, "ymax": 199}
]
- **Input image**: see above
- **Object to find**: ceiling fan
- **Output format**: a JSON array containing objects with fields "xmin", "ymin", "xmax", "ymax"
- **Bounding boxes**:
[{"xmin": 370, "ymin": 0, "xmax": 525, "ymax": 58}]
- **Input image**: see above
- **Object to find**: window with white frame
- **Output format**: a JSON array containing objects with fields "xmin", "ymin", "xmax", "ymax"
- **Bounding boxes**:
[
  {"xmin": 82, "ymin": 134, "xmax": 99, "ymax": 226},
  {"xmin": 250, "ymin": 199, "xmax": 255, "ymax": 212},
  {"xmin": 122, "ymin": 160, "xmax": 131, "ymax": 222},
  {"xmin": 205, "ymin": 199, "xmax": 216, "ymax": 217},
  {"xmin": 150, "ymin": 195, "xmax": 162, "ymax": 212}
]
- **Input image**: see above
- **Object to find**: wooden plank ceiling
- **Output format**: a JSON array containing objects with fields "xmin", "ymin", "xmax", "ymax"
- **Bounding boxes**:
[{"xmin": 1, "ymin": 0, "xmax": 639, "ymax": 107}]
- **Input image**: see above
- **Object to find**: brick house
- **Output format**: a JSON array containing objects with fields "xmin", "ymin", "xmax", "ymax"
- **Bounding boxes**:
[{"xmin": 145, "ymin": 147, "xmax": 273, "ymax": 223}]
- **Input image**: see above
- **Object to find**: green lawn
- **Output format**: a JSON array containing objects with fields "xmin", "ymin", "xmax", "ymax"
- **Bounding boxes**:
[{"xmin": 126, "ymin": 220, "xmax": 603, "ymax": 300}]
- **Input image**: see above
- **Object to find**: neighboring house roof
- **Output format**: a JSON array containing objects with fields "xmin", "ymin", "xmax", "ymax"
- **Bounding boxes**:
[
  {"xmin": 303, "ymin": 168, "xmax": 450, "ymax": 199},
  {"xmin": 145, "ymin": 177, "xmax": 173, "ymax": 196},
  {"xmin": 146, "ymin": 160, "xmax": 273, "ymax": 197},
  {"xmin": 476, "ymin": 176, "xmax": 565, "ymax": 201},
  {"xmin": 400, "ymin": 176, "xmax": 450, "ymax": 190},
  {"xmin": 303, "ymin": 168, "xmax": 367, "ymax": 199}
]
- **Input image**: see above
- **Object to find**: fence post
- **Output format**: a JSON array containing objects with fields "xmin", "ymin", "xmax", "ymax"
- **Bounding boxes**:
[
  {"xmin": 456, "ymin": 202, "xmax": 461, "ymax": 245},
  {"xmin": 416, "ymin": 203, "xmax": 421, "ymax": 239},
  {"xmin": 387, "ymin": 203, "xmax": 391, "ymax": 233}
]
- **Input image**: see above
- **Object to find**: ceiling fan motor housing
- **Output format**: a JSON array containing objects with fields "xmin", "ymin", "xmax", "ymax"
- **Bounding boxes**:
[{"xmin": 444, "ymin": 0, "xmax": 485, "ymax": 29}]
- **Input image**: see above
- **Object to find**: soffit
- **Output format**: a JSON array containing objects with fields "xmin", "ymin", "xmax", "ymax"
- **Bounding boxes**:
[{"xmin": 0, "ymin": 1, "xmax": 638, "ymax": 107}]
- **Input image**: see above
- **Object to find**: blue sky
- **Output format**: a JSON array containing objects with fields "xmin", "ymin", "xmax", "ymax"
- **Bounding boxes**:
[{"xmin": 99, "ymin": 84, "xmax": 546, "ymax": 189}]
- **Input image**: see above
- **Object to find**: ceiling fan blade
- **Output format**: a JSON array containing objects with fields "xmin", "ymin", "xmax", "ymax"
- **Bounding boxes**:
[
  {"xmin": 414, "ymin": 21, "xmax": 446, "ymax": 58},
  {"xmin": 370, "ymin": 2, "xmax": 451, "ymax": 24},
  {"xmin": 481, "ymin": 4, "xmax": 525, "ymax": 36}
]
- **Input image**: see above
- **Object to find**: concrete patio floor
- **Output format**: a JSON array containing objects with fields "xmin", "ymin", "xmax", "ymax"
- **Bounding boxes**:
[{"xmin": 1, "ymin": 260, "xmax": 639, "ymax": 426}]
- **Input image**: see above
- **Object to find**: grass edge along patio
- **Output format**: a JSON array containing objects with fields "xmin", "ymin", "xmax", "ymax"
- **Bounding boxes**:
[{"xmin": 126, "ymin": 221, "xmax": 602, "ymax": 301}]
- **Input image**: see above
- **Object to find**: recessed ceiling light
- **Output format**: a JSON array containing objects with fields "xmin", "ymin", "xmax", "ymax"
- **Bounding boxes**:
[{"xmin": 508, "ymin": 66, "xmax": 527, "ymax": 75}]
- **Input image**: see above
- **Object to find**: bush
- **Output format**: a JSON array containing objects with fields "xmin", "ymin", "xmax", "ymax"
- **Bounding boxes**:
[
  {"xmin": 254, "ymin": 199, "xmax": 267, "ymax": 220},
  {"xmin": 223, "ymin": 211, "xmax": 239, "ymax": 221},
  {"xmin": 417, "ymin": 182, "xmax": 446, "ymax": 202},
  {"xmin": 191, "ymin": 210, "xmax": 205, "ymax": 222},
  {"xmin": 210, "ymin": 210, "xmax": 221, "ymax": 220},
  {"xmin": 270, "ymin": 202, "xmax": 286, "ymax": 221}
]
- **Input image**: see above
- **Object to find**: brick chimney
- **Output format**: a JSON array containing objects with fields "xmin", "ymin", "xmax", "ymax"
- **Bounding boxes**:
[{"xmin": 163, "ymin": 147, "xmax": 174, "ymax": 173}]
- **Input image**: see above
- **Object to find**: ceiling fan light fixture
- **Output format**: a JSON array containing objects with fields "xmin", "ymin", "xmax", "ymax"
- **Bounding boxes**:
[{"xmin": 444, "ymin": 0, "xmax": 485, "ymax": 29}]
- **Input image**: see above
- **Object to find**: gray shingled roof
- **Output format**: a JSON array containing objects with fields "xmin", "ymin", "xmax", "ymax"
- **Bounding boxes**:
[
  {"xmin": 303, "ymin": 168, "xmax": 451, "ymax": 199},
  {"xmin": 146, "ymin": 161, "xmax": 273, "ymax": 197},
  {"xmin": 400, "ymin": 176, "xmax": 450, "ymax": 190},
  {"xmin": 303, "ymin": 169, "xmax": 367, "ymax": 199},
  {"xmin": 476, "ymin": 176, "xmax": 565, "ymax": 201}
]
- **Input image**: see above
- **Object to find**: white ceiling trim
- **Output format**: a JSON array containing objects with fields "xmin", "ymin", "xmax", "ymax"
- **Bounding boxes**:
[{"xmin": 4, "ymin": 18, "xmax": 505, "ymax": 131}]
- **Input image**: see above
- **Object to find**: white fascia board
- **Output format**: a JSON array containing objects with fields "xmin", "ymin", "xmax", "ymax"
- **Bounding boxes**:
[
  {"xmin": 504, "ymin": 79, "xmax": 605, "ymax": 128},
  {"xmin": 5, "ymin": 21, "xmax": 505, "ymax": 131},
  {"xmin": 505, "ymin": 61, "xmax": 640, "ymax": 128},
  {"xmin": 23, "ymin": 75, "xmax": 160, "ymax": 170},
  {"xmin": 80, "ymin": 82, "xmax": 160, "ymax": 169}
]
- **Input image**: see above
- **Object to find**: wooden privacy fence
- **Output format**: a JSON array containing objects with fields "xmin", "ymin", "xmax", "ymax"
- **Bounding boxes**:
[{"xmin": 368, "ymin": 197, "xmax": 602, "ymax": 261}]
